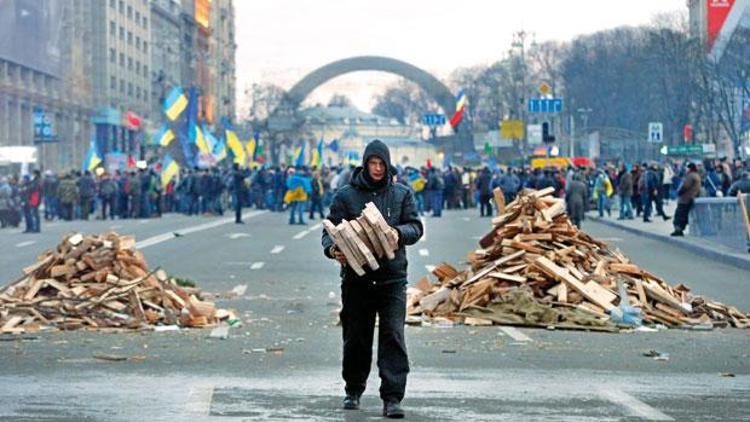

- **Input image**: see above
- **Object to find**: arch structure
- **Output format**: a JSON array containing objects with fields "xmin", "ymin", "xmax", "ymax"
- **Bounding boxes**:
[{"xmin": 268, "ymin": 55, "xmax": 475, "ymax": 159}]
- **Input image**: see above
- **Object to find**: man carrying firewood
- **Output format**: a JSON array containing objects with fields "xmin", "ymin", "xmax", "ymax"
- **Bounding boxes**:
[{"xmin": 322, "ymin": 139, "xmax": 423, "ymax": 418}]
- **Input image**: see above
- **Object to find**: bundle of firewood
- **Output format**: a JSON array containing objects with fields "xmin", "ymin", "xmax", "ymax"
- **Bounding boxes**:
[
  {"xmin": 408, "ymin": 188, "xmax": 750, "ymax": 330},
  {"xmin": 323, "ymin": 202, "xmax": 399, "ymax": 275},
  {"xmin": 0, "ymin": 232, "xmax": 227, "ymax": 334}
]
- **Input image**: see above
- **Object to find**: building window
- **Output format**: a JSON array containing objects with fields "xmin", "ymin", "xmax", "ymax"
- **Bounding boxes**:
[
  {"xmin": 128, "ymin": 57, "xmax": 133, "ymax": 70},
  {"xmin": 142, "ymin": 17, "xmax": 148, "ymax": 29},
  {"xmin": 110, "ymin": 0, "xmax": 115, "ymax": 8},
  {"xmin": 135, "ymin": 36, "xmax": 140, "ymax": 49},
  {"xmin": 119, "ymin": 26, "xmax": 124, "ymax": 41},
  {"xmin": 110, "ymin": 21, "xmax": 116, "ymax": 36},
  {"xmin": 143, "ymin": 65, "xmax": 148, "ymax": 77},
  {"xmin": 143, "ymin": 41, "xmax": 148, "ymax": 54},
  {"xmin": 118, "ymin": 0, "xmax": 124, "ymax": 14},
  {"xmin": 127, "ymin": 5, "xmax": 132, "ymax": 19},
  {"xmin": 119, "ymin": 53, "xmax": 125, "ymax": 66},
  {"xmin": 136, "ymin": 61, "xmax": 140, "ymax": 74},
  {"xmin": 135, "ymin": 11, "xmax": 140, "ymax": 25},
  {"xmin": 109, "ymin": 48, "xmax": 116, "ymax": 63},
  {"xmin": 127, "ymin": 31, "xmax": 132, "ymax": 45},
  {"xmin": 110, "ymin": 76, "xmax": 116, "ymax": 89},
  {"xmin": 120, "ymin": 79, "xmax": 125, "ymax": 93},
  {"xmin": 128, "ymin": 82, "xmax": 133, "ymax": 96},
  {"xmin": 136, "ymin": 87, "xmax": 141, "ymax": 99}
]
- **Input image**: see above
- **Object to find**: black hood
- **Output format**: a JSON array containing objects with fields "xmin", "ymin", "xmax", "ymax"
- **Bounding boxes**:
[{"xmin": 350, "ymin": 139, "xmax": 394, "ymax": 192}]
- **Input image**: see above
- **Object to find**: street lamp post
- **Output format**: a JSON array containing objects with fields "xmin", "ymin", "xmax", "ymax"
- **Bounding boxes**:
[{"xmin": 575, "ymin": 107, "xmax": 592, "ymax": 158}]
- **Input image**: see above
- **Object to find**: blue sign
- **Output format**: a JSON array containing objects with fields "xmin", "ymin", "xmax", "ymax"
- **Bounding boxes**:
[
  {"xmin": 528, "ymin": 98, "xmax": 563, "ymax": 113},
  {"xmin": 33, "ymin": 107, "xmax": 57, "ymax": 143},
  {"xmin": 422, "ymin": 113, "xmax": 446, "ymax": 126}
]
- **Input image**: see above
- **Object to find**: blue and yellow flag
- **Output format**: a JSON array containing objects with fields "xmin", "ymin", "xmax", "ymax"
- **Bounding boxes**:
[
  {"xmin": 153, "ymin": 125, "xmax": 175, "ymax": 147},
  {"xmin": 246, "ymin": 137, "xmax": 256, "ymax": 166},
  {"xmin": 310, "ymin": 138, "xmax": 323, "ymax": 168},
  {"xmin": 190, "ymin": 124, "xmax": 210, "ymax": 154},
  {"xmin": 293, "ymin": 142, "xmax": 306, "ymax": 167},
  {"xmin": 161, "ymin": 154, "xmax": 180, "ymax": 188},
  {"xmin": 164, "ymin": 87, "xmax": 188, "ymax": 121},
  {"xmin": 83, "ymin": 140, "xmax": 102, "ymax": 171},
  {"xmin": 225, "ymin": 127, "xmax": 246, "ymax": 165}
]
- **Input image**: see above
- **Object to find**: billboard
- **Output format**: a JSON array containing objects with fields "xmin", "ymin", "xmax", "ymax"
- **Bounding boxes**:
[
  {"xmin": 0, "ymin": 0, "xmax": 62, "ymax": 77},
  {"xmin": 195, "ymin": 0, "xmax": 211, "ymax": 29},
  {"xmin": 708, "ymin": 0, "xmax": 736, "ymax": 52}
]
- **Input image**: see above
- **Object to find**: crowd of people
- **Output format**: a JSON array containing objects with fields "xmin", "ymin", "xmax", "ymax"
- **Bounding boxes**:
[{"xmin": 1, "ymin": 156, "xmax": 748, "ymax": 237}]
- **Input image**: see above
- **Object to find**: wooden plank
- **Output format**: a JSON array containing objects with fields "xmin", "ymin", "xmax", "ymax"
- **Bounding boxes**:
[
  {"xmin": 323, "ymin": 220, "xmax": 365, "ymax": 276},
  {"xmin": 419, "ymin": 286, "xmax": 451, "ymax": 312},
  {"xmin": 23, "ymin": 279, "xmax": 46, "ymax": 301},
  {"xmin": 462, "ymin": 250, "xmax": 525, "ymax": 288},
  {"xmin": 634, "ymin": 279, "xmax": 650, "ymax": 310},
  {"xmin": 362, "ymin": 205, "xmax": 395, "ymax": 260},
  {"xmin": 357, "ymin": 216, "xmax": 385, "ymax": 259},
  {"xmin": 582, "ymin": 281, "xmax": 617, "ymax": 305},
  {"xmin": 492, "ymin": 187, "xmax": 505, "ymax": 215},
  {"xmin": 341, "ymin": 220, "xmax": 379, "ymax": 271},
  {"xmin": 738, "ymin": 193, "xmax": 750, "ymax": 237},
  {"xmin": 541, "ymin": 200, "xmax": 565, "ymax": 222},
  {"xmin": 533, "ymin": 256, "xmax": 615, "ymax": 311},
  {"xmin": 1, "ymin": 316, "xmax": 24, "ymax": 332},
  {"xmin": 642, "ymin": 281, "xmax": 687, "ymax": 314},
  {"xmin": 557, "ymin": 283, "xmax": 568, "ymax": 302},
  {"xmin": 487, "ymin": 272, "xmax": 527, "ymax": 283}
]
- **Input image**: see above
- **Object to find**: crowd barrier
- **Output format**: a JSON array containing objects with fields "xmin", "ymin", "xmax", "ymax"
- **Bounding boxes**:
[{"xmin": 688, "ymin": 195, "xmax": 750, "ymax": 253}]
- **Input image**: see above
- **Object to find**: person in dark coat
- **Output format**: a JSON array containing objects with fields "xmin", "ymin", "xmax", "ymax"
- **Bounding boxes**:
[
  {"xmin": 322, "ymin": 139, "xmax": 423, "ymax": 418},
  {"xmin": 231, "ymin": 163, "xmax": 245, "ymax": 224},
  {"xmin": 617, "ymin": 164, "xmax": 634, "ymax": 220},
  {"xmin": 566, "ymin": 173, "xmax": 588, "ymax": 228},
  {"xmin": 671, "ymin": 162, "xmax": 702, "ymax": 236},
  {"xmin": 476, "ymin": 167, "xmax": 492, "ymax": 217}
]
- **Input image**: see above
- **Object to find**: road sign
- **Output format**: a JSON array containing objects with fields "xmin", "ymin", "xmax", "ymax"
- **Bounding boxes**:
[
  {"xmin": 528, "ymin": 98, "xmax": 563, "ymax": 113},
  {"xmin": 659, "ymin": 144, "xmax": 704, "ymax": 156},
  {"xmin": 648, "ymin": 122, "xmax": 663, "ymax": 143},
  {"xmin": 423, "ymin": 113, "xmax": 446, "ymax": 126},
  {"xmin": 527, "ymin": 124, "xmax": 542, "ymax": 145},
  {"xmin": 500, "ymin": 120, "xmax": 524, "ymax": 139},
  {"xmin": 33, "ymin": 107, "xmax": 57, "ymax": 143},
  {"xmin": 538, "ymin": 82, "xmax": 551, "ymax": 95}
]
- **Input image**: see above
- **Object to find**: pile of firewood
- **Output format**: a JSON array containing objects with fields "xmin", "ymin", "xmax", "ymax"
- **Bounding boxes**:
[
  {"xmin": 0, "ymin": 232, "xmax": 227, "ymax": 334},
  {"xmin": 323, "ymin": 202, "xmax": 399, "ymax": 275},
  {"xmin": 408, "ymin": 188, "xmax": 750, "ymax": 330}
]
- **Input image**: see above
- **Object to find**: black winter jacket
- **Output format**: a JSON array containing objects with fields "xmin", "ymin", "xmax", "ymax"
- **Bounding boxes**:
[{"xmin": 322, "ymin": 167, "xmax": 423, "ymax": 285}]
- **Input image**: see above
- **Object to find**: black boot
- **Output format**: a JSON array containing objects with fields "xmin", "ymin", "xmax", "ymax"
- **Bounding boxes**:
[
  {"xmin": 342, "ymin": 395, "xmax": 360, "ymax": 410},
  {"xmin": 383, "ymin": 401, "xmax": 405, "ymax": 419}
]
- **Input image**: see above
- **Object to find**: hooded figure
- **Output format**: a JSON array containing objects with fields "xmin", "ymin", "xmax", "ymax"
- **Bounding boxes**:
[{"xmin": 322, "ymin": 139, "xmax": 423, "ymax": 418}]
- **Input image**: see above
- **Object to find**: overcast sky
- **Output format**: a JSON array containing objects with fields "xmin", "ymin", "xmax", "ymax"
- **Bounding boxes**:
[{"xmin": 234, "ymin": 0, "xmax": 686, "ymax": 114}]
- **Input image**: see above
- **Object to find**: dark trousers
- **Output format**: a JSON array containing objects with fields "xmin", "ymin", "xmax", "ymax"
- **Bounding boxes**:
[
  {"xmin": 309, "ymin": 196, "xmax": 324, "ymax": 219},
  {"xmin": 479, "ymin": 194, "xmax": 493, "ymax": 217},
  {"xmin": 673, "ymin": 201, "xmax": 693, "ymax": 232},
  {"xmin": 234, "ymin": 192, "xmax": 242, "ymax": 223},
  {"xmin": 431, "ymin": 190, "xmax": 443, "ymax": 217},
  {"xmin": 101, "ymin": 195, "xmax": 114, "ymax": 220},
  {"xmin": 80, "ymin": 196, "xmax": 92, "ymax": 220},
  {"xmin": 341, "ymin": 282, "xmax": 409, "ymax": 402}
]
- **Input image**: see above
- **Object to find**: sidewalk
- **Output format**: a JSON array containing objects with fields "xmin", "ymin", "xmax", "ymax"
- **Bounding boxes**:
[{"xmin": 587, "ymin": 201, "xmax": 750, "ymax": 271}]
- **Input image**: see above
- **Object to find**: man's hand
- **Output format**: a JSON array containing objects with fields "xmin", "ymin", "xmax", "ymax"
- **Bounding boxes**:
[{"xmin": 331, "ymin": 245, "xmax": 348, "ymax": 266}]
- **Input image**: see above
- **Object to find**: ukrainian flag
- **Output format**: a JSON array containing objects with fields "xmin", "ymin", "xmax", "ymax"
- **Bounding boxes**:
[
  {"xmin": 246, "ymin": 137, "xmax": 256, "ymax": 165},
  {"xmin": 212, "ymin": 136, "xmax": 227, "ymax": 162},
  {"xmin": 293, "ymin": 142, "xmax": 306, "ymax": 167},
  {"xmin": 191, "ymin": 124, "xmax": 210, "ymax": 154},
  {"xmin": 225, "ymin": 128, "xmax": 246, "ymax": 165},
  {"xmin": 153, "ymin": 125, "xmax": 175, "ymax": 147},
  {"xmin": 164, "ymin": 87, "xmax": 188, "ymax": 121},
  {"xmin": 83, "ymin": 142, "xmax": 102, "ymax": 171},
  {"xmin": 310, "ymin": 138, "xmax": 323, "ymax": 168},
  {"xmin": 161, "ymin": 154, "xmax": 180, "ymax": 188},
  {"xmin": 202, "ymin": 124, "xmax": 219, "ymax": 152}
]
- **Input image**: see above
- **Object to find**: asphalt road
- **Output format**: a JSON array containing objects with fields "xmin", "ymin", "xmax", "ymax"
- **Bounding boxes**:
[{"xmin": 0, "ymin": 209, "xmax": 748, "ymax": 421}]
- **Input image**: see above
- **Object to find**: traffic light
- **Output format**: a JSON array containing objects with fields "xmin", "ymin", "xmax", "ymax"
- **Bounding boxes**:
[{"xmin": 542, "ymin": 121, "xmax": 556, "ymax": 144}]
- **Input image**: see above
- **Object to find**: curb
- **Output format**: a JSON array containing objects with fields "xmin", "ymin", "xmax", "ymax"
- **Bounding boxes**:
[{"xmin": 588, "ymin": 215, "xmax": 750, "ymax": 271}]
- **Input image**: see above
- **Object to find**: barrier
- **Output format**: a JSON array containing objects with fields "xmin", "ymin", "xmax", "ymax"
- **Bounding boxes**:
[{"xmin": 688, "ymin": 195, "xmax": 749, "ymax": 253}]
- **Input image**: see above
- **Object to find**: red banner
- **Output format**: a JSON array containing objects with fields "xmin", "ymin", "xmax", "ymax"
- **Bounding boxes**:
[{"xmin": 707, "ymin": 0, "xmax": 736, "ymax": 51}]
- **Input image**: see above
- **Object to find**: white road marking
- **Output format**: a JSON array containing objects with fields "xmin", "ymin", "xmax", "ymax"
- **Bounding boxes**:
[
  {"xmin": 109, "ymin": 224, "xmax": 122, "ymax": 230},
  {"xmin": 425, "ymin": 265, "xmax": 436, "ymax": 273},
  {"xmin": 135, "ymin": 211, "xmax": 267, "ymax": 249},
  {"xmin": 499, "ymin": 326, "xmax": 533, "ymax": 342},
  {"xmin": 462, "ymin": 217, "xmax": 471, "ymax": 221},
  {"xmin": 15, "ymin": 240, "xmax": 36, "ymax": 248},
  {"xmin": 420, "ymin": 217, "xmax": 427, "ymax": 242},
  {"xmin": 185, "ymin": 384, "xmax": 214, "ymax": 416},
  {"xmin": 293, "ymin": 223, "xmax": 322, "ymax": 240},
  {"xmin": 270, "ymin": 245, "xmax": 285, "ymax": 254},
  {"xmin": 226, "ymin": 233, "xmax": 250, "ymax": 239},
  {"xmin": 250, "ymin": 262, "xmax": 265, "ymax": 270},
  {"xmin": 419, "ymin": 249, "xmax": 430, "ymax": 256},
  {"xmin": 598, "ymin": 388, "xmax": 674, "ymax": 421}
]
